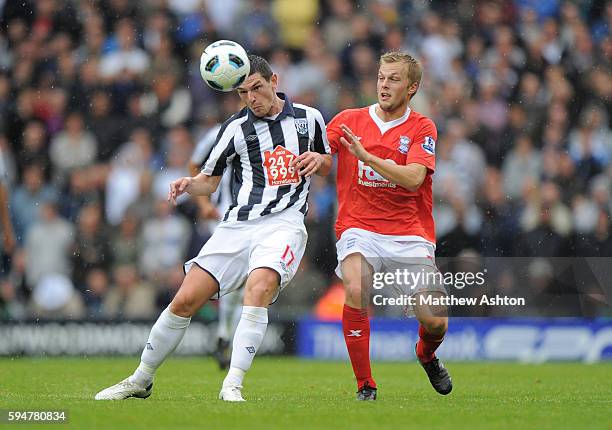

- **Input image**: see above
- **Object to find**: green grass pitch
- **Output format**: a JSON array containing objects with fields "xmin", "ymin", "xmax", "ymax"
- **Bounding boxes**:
[{"xmin": 0, "ymin": 357, "xmax": 610, "ymax": 430}]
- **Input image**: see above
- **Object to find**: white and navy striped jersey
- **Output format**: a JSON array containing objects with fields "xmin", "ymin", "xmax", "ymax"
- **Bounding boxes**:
[
  {"xmin": 191, "ymin": 124, "xmax": 233, "ymax": 216},
  {"xmin": 201, "ymin": 94, "xmax": 330, "ymax": 222}
]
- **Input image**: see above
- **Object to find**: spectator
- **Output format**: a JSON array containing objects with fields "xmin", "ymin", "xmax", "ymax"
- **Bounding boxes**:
[
  {"xmin": 502, "ymin": 134, "xmax": 542, "ymax": 200},
  {"xmin": 86, "ymin": 89, "xmax": 124, "ymax": 161},
  {"xmin": 111, "ymin": 210, "xmax": 141, "ymax": 269},
  {"xmin": 568, "ymin": 105, "xmax": 611, "ymax": 180},
  {"xmin": 30, "ymin": 273, "xmax": 85, "ymax": 319},
  {"xmin": 139, "ymin": 199, "xmax": 190, "ymax": 278},
  {"xmin": 16, "ymin": 120, "xmax": 50, "ymax": 175},
  {"xmin": 98, "ymin": 18, "xmax": 150, "ymax": 83},
  {"xmin": 105, "ymin": 130, "xmax": 153, "ymax": 225},
  {"xmin": 72, "ymin": 203, "xmax": 110, "ymax": 291},
  {"xmin": 103, "ymin": 264, "xmax": 156, "ymax": 319},
  {"xmin": 152, "ymin": 126, "xmax": 192, "ymax": 203},
  {"xmin": 24, "ymin": 200, "xmax": 74, "ymax": 289},
  {"xmin": 140, "ymin": 71, "xmax": 192, "ymax": 130},
  {"xmin": 59, "ymin": 168, "xmax": 101, "ymax": 222},
  {"xmin": 272, "ymin": 0, "xmax": 319, "ymax": 52},
  {"xmin": 49, "ymin": 111, "xmax": 98, "ymax": 184},
  {"xmin": 82, "ymin": 268, "xmax": 110, "ymax": 318},
  {"xmin": 10, "ymin": 163, "xmax": 58, "ymax": 243}
]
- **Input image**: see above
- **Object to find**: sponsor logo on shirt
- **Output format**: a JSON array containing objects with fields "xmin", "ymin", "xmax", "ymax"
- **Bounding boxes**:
[
  {"xmin": 357, "ymin": 159, "xmax": 397, "ymax": 188},
  {"xmin": 263, "ymin": 146, "xmax": 300, "ymax": 186}
]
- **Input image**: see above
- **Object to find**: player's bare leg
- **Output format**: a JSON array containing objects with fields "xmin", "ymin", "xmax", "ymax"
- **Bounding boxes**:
[
  {"xmin": 340, "ymin": 253, "xmax": 377, "ymax": 400},
  {"xmin": 413, "ymin": 290, "xmax": 452, "ymax": 395},
  {"xmin": 95, "ymin": 266, "xmax": 219, "ymax": 400},
  {"xmin": 219, "ymin": 267, "xmax": 280, "ymax": 402}
]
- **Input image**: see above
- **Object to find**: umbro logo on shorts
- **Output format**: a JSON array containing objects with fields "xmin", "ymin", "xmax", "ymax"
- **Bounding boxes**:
[
  {"xmin": 347, "ymin": 330, "xmax": 362, "ymax": 337},
  {"xmin": 246, "ymin": 346, "xmax": 256, "ymax": 354},
  {"xmin": 146, "ymin": 342, "xmax": 154, "ymax": 350}
]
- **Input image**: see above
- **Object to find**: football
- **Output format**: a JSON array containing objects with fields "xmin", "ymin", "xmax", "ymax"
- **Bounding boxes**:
[{"xmin": 199, "ymin": 40, "xmax": 250, "ymax": 92}]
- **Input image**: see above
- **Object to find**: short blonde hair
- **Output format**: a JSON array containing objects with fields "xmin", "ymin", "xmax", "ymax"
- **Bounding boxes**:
[{"xmin": 380, "ymin": 51, "xmax": 422, "ymax": 85}]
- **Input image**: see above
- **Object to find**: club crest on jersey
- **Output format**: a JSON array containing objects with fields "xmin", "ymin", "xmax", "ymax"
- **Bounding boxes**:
[
  {"xmin": 294, "ymin": 118, "xmax": 308, "ymax": 135},
  {"xmin": 398, "ymin": 136, "xmax": 410, "ymax": 154},
  {"xmin": 422, "ymin": 136, "xmax": 436, "ymax": 155}
]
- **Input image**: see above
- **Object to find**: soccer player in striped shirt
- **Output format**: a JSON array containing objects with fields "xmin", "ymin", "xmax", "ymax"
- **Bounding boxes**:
[
  {"xmin": 95, "ymin": 55, "xmax": 332, "ymax": 402},
  {"xmin": 327, "ymin": 51, "xmax": 452, "ymax": 400}
]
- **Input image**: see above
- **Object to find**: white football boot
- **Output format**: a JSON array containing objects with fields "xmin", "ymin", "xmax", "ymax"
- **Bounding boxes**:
[
  {"xmin": 94, "ymin": 377, "xmax": 153, "ymax": 400},
  {"xmin": 218, "ymin": 385, "xmax": 245, "ymax": 402}
]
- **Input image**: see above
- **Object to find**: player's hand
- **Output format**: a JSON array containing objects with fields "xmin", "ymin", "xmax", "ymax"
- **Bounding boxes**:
[
  {"xmin": 339, "ymin": 124, "xmax": 371, "ymax": 162},
  {"xmin": 290, "ymin": 151, "xmax": 324, "ymax": 177},
  {"xmin": 168, "ymin": 176, "xmax": 193, "ymax": 205}
]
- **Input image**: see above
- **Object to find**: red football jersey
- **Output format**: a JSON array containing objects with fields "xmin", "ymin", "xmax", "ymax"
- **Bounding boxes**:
[{"xmin": 327, "ymin": 105, "xmax": 437, "ymax": 243}]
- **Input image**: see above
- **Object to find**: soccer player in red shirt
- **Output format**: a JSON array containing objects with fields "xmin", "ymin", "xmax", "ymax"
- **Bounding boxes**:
[{"xmin": 326, "ymin": 51, "xmax": 452, "ymax": 400}]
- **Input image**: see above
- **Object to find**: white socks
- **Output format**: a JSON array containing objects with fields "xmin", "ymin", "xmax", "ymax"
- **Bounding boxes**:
[
  {"xmin": 131, "ymin": 307, "xmax": 191, "ymax": 387},
  {"xmin": 222, "ymin": 306, "xmax": 268, "ymax": 388},
  {"xmin": 129, "ymin": 305, "xmax": 267, "ymax": 390}
]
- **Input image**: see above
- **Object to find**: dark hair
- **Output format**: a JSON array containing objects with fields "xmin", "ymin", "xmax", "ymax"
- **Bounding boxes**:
[{"xmin": 248, "ymin": 55, "xmax": 273, "ymax": 81}]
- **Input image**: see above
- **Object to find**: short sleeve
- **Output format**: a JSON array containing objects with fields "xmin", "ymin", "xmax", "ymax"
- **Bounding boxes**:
[
  {"xmin": 202, "ymin": 123, "xmax": 238, "ymax": 176},
  {"xmin": 311, "ymin": 108, "xmax": 331, "ymax": 155},
  {"xmin": 406, "ymin": 118, "xmax": 437, "ymax": 172}
]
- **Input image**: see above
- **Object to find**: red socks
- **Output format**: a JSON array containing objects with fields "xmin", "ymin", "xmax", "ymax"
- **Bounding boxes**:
[
  {"xmin": 416, "ymin": 324, "xmax": 444, "ymax": 363},
  {"xmin": 342, "ymin": 304, "xmax": 376, "ymax": 390},
  {"xmin": 342, "ymin": 307, "xmax": 445, "ymax": 386}
]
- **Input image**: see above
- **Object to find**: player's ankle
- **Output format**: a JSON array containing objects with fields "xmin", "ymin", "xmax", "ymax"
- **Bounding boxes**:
[
  {"xmin": 359, "ymin": 378, "xmax": 377, "ymax": 390},
  {"xmin": 131, "ymin": 363, "xmax": 155, "ymax": 387},
  {"xmin": 416, "ymin": 343, "xmax": 436, "ymax": 363},
  {"xmin": 223, "ymin": 367, "xmax": 245, "ymax": 388}
]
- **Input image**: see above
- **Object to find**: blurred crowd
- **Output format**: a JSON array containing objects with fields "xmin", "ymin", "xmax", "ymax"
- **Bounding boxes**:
[{"xmin": 0, "ymin": 0, "xmax": 610, "ymax": 320}]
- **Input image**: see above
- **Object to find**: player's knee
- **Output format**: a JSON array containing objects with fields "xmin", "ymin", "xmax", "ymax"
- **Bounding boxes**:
[
  {"xmin": 169, "ymin": 294, "xmax": 198, "ymax": 317},
  {"xmin": 343, "ymin": 280, "xmax": 363, "ymax": 306},
  {"xmin": 421, "ymin": 317, "xmax": 447, "ymax": 336},
  {"xmin": 244, "ymin": 276, "xmax": 278, "ymax": 306}
]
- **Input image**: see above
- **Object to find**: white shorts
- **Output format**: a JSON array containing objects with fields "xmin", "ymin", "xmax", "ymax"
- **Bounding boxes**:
[
  {"xmin": 335, "ymin": 228, "xmax": 447, "ymax": 299},
  {"xmin": 184, "ymin": 209, "xmax": 307, "ymax": 301}
]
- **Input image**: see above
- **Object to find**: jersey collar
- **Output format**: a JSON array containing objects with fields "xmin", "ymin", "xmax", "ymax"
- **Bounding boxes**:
[{"xmin": 368, "ymin": 103, "xmax": 411, "ymax": 134}]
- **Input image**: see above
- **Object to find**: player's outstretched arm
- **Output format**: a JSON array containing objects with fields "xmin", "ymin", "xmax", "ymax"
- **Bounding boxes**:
[
  {"xmin": 339, "ymin": 124, "xmax": 427, "ymax": 192},
  {"xmin": 167, "ymin": 173, "xmax": 222, "ymax": 205}
]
